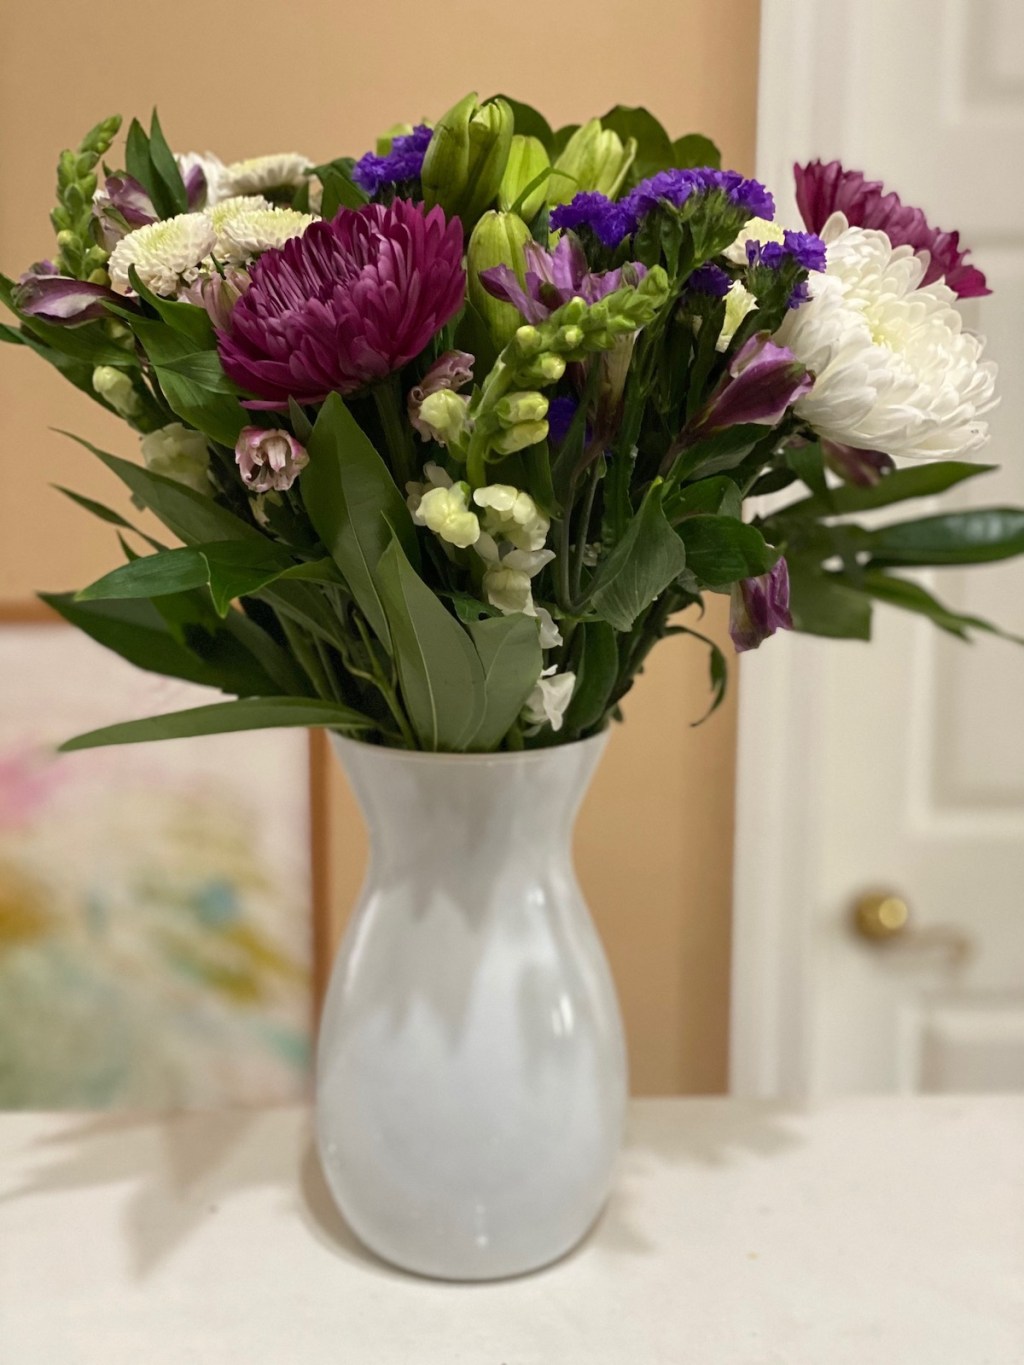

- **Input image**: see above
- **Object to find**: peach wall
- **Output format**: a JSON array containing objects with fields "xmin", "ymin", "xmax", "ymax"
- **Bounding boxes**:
[{"xmin": 0, "ymin": 0, "xmax": 760, "ymax": 1093}]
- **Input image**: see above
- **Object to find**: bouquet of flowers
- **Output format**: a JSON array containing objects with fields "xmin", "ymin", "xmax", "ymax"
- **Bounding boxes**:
[{"xmin": 4, "ymin": 96, "xmax": 1018, "ymax": 753}]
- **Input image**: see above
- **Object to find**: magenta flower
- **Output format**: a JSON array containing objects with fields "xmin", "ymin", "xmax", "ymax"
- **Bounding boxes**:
[
  {"xmin": 691, "ymin": 335, "xmax": 812, "ymax": 436},
  {"xmin": 235, "ymin": 426, "xmax": 309, "ymax": 493},
  {"xmin": 480, "ymin": 235, "xmax": 645, "ymax": 322},
  {"xmin": 217, "ymin": 201, "xmax": 466, "ymax": 409},
  {"xmin": 729, "ymin": 558, "xmax": 793, "ymax": 653},
  {"xmin": 793, "ymin": 159, "xmax": 989, "ymax": 299}
]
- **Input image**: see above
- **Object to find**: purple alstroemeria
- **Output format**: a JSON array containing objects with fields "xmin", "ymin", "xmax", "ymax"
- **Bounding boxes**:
[
  {"xmin": 93, "ymin": 169, "xmax": 207, "ymax": 249},
  {"xmin": 821, "ymin": 439, "xmax": 896, "ymax": 488},
  {"xmin": 729, "ymin": 557, "xmax": 793, "ymax": 653},
  {"xmin": 691, "ymin": 335, "xmax": 813, "ymax": 435},
  {"xmin": 794, "ymin": 159, "xmax": 989, "ymax": 299},
  {"xmin": 14, "ymin": 273, "xmax": 123, "ymax": 324},
  {"xmin": 480, "ymin": 234, "xmax": 646, "ymax": 323},
  {"xmin": 352, "ymin": 124, "xmax": 434, "ymax": 196}
]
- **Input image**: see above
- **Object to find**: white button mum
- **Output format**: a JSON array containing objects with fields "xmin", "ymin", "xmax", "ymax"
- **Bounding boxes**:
[
  {"xmin": 221, "ymin": 153, "xmax": 312, "ymax": 197},
  {"xmin": 775, "ymin": 212, "xmax": 998, "ymax": 459},
  {"xmin": 210, "ymin": 198, "xmax": 317, "ymax": 265},
  {"xmin": 108, "ymin": 213, "xmax": 217, "ymax": 296}
]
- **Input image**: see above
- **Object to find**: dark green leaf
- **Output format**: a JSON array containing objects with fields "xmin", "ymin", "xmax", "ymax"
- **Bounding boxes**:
[
  {"xmin": 563, "ymin": 619, "xmax": 618, "ymax": 733},
  {"xmin": 495, "ymin": 96, "xmax": 554, "ymax": 148},
  {"xmin": 787, "ymin": 564, "xmax": 872, "ymax": 640},
  {"xmin": 856, "ymin": 570, "xmax": 1024, "ymax": 644},
  {"xmin": 668, "ymin": 624, "xmax": 729, "ymax": 724},
  {"xmin": 127, "ymin": 315, "xmax": 247, "ymax": 445},
  {"xmin": 288, "ymin": 396, "xmax": 314, "ymax": 445},
  {"xmin": 671, "ymin": 134, "xmax": 721, "ymax": 169},
  {"xmin": 59, "ymin": 696, "xmax": 373, "ymax": 752},
  {"xmin": 319, "ymin": 166, "xmax": 369, "ymax": 218},
  {"xmin": 676, "ymin": 515, "xmax": 778, "ymax": 589},
  {"xmin": 785, "ymin": 441, "xmax": 828, "ymax": 497},
  {"xmin": 304, "ymin": 392, "xmax": 419, "ymax": 652},
  {"xmin": 148, "ymin": 110, "xmax": 189, "ymax": 215},
  {"xmin": 669, "ymin": 476, "xmax": 742, "ymax": 521},
  {"xmin": 54, "ymin": 485, "xmax": 166, "ymax": 550},
  {"xmin": 127, "ymin": 266, "xmax": 216, "ymax": 347},
  {"xmin": 376, "ymin": 537, "xmax": 485, "ymax": 752},
  {"xmin": 549, "ymin": 124, "xmax": 580, "ymax": 159},
  {"xmin": 124, "ymin": 119, "xmax": 152, "ymax": 195},
  {"xmin": 590, "ymin": 481, "xmax": 689, "ymax": 631},
  {"xmin": 777, "ymin": 460, "xmax": 996, "ymax": 520},
  {"xmin": 600, "ymin": 105, "xmax": 674, "ymax": 180},
  {"xmin": 466, "ymin": 614, "xmax": 542, "ymax": 750},
  {"xmin": 863, "ymin": 508, "xmax": 1024, "ymax": 567},
  {"xmin": 0, "ymin": 275, "xmax": 136, "ymax": 367}
]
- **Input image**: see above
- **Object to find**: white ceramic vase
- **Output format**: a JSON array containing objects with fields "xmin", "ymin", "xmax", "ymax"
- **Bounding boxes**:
[{"xmin": 316, "ymin": 731, "xmax": 627, "ymax": 1281}]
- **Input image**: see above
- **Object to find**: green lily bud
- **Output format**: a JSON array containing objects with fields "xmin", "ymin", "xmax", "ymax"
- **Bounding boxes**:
[
  {"xmin": 495, "ymin": 391, "xmax": 549, "ymax": 426},
  {"xmin": 498, "ymin": 136, "xmax": 551, "ymax": 220},
  {"xmin": 551, "ymin": 118, "xmax": 637, "ymax": 204},
  {"xmin": 422, "ymin": 92, "xmax": 514, "ymax": 229},
  {"xmin": 467, "ymin": 209, "xmax": 532, "ymax": 349}
]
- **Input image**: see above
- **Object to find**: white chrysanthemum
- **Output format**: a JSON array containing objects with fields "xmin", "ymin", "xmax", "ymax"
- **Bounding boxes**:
[
  {"xmin": 775, "ymin": 213, "xmax": 998, "ymax": 459},
  {"xmin": 221, "ymin": 153, "xmax": 312, "ymax": 197},
  {"xmin": 210, "ymin": 198, "xmax": 317, "ymax": 264},
  {"xmin": 108, "ymin": 213, "xmax": 217, "ymax": 296}
]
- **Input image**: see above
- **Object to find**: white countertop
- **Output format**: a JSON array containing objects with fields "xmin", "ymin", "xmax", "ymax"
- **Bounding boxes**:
[{"xmin": 1, "ymin": 1096, "xmax": 1021, "ymax": 1363}]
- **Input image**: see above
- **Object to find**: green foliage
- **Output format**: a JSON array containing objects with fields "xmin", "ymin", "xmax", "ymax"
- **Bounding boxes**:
[
  {"xmin": 599, "ymin": 105, "xmax": 674, "ymax": 182},
  {"xmin": 676, "ymin": 515, "xmax": 778, "ymax": 589},
  {"xmin": 671, "ymin": 134, "xmax": 721, "ymax": 169},
  {"xmin": 125, "ymin": 110, "xmax": 188, "ymax": 219},
  {"xmin": 466, "ymin": 614, "xmax": 542, "ymax": 750},
  {"xmin": 493, "ymin": 96, "xmax": 554, "ymax": 150},
  {"xmin": 562, "ymin": 620, "xmax": 618, "ymax": 735},
  {"xmin": 590, "ymin": 482, "xmax": 688, "ymax": 630}
]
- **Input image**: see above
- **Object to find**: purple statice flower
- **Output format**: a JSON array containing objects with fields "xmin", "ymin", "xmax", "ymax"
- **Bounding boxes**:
[
  {"xmin": 691, "ymin": 335, "xmax": 812, "ymax": 435},
  {"xmin": 687, "ymin": 263, "xmax": 732, "ymax": 297},
  {"xmin": 625, "ymin": 168, "xmax": 775, "ymax": 224},
  {"xmin": 745, "ymin": 230, "xmax": 826, "ymax": 274},
  {"xmin": 217, "ymin": 199, "xmax": 465, "ymax": 408},
  {"xmin": 480, "ymin": 234, "xmax": 646, "ymax": 323},
  {"xmin": 729, "ymin": 557, "xmax": 793, "ymax": 653},
  {"xmin": 352, "ymin": 124, "xmax": 434, "ymax": 196},
  {"xmin": 794, "ymin": 159, "xmax": 989, "ymax": 299},
  {"xmin": 547, "ymin": 396, "xmax": 579, "ymax": 446},
  {"xmin": 549, "ymin": 192, "xmax": 636, "ymax": 248}
]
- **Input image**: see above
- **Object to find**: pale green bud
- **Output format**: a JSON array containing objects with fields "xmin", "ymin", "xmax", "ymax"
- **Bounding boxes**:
[
  {"xmin": 417, "ymin": 389, "xmax": 472, "ymax": 447},
  {"xmin": 421, "ymin": 92, "xmax": 514, "ymax": 228},
  {"xmin": 92, "ymin": 365, "xmax": 141, "ymax": 419},
  {"xmin": 467, "ymin": 209, "xmax": 532, "ymax": 349},
  {"xmin": 551, "ymin": 119, "xmax": 637, "ymax": 204},
  {"xmin": 495, "ymin": 391, "xmax": 549, "ymax": 426},
  {"xmin": 513, "ymin": 325, "xmax": 543, "ymax": 356},
  {"xmin": 498, "ymin": 135, "xmax": 551, "ymax": 220},
  {"xmin": 492, "ymin": 420, "xmax": 550, "ymax": 455},
  {"xmin": 554, "ymin": 325, "xmax": 584, "ymax": 351}
]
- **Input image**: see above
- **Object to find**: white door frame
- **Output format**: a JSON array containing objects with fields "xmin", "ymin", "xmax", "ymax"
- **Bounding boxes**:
[{"xmin": 730, "ymin": 0, "xmax": 857, "ymax": 1098}]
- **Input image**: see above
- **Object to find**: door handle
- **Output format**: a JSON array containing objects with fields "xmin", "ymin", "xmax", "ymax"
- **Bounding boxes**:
[{"xmin": 851, "ymin": 891, "xmax": 972, "ymax": 964}]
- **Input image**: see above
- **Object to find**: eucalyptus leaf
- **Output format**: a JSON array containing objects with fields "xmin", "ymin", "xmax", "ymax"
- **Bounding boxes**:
[
  {"xmin": 590, "ymin": 481, "xmax": 689, "ymax": 631},
  {"xmin": 466, "ymin": 614, "xmax": 542, "ymax": 750},
  {"xmin": 59, "ymin": 696, "xmax": 373, "ymax": 753},
  {"xmin": 376, "ymin": 537, "xmax": 486, "ymax": 752}
]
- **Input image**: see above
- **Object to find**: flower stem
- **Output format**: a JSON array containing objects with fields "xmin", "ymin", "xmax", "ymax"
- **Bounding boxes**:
[{"xmin": 374, "ymin": 377, "xmax": 416, "ymax": 491}]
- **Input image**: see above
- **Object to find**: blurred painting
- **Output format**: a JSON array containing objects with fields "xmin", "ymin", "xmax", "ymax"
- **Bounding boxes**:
[{"xmin": 0, "ymin": 619, "xmax": 313, "ymax": 1109}]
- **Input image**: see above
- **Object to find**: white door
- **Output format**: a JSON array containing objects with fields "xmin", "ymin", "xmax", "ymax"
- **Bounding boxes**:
[{"xmin": 732, "ymin": 0, "xmax": 1024, "ymax": 1097}]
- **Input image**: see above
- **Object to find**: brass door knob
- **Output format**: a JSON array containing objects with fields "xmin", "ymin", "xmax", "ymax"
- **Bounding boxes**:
[{"xmin": 851, "ymin": 891, "xmax": 971, "ymax": 963}]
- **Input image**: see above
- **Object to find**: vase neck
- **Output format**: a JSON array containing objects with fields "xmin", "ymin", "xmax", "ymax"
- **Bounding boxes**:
[{"xmin": 331, "ymin": 734, "xmax": 608, "ymax": 876}]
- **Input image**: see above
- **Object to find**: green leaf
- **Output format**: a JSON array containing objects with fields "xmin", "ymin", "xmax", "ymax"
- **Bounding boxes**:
[
  {"xmin": 127, "ymin": 315, "xmax": 247, "ymax": 445},
  {"xmin": 319, "ymin": 166, "xmax": 369, "ymax": 217},
  {"xmin": 863, "ymin": 508, "xmax": 1024, "ymax": 567},
  {"xmin": 670, "ymin": 476, "xmax": 742, "ymax": 520},
  {"xmin": 77, "ymin": 540, "xmax": 339, "ymax": 616},
  {"xmin": 676, "ymin": 515, "xmax": 778, "ymax": 589},
  {"xmin": 495, "ymin": 96, "xmax": 554, "ymax": 148},
  {"xmin": 287, "ymin": 396, "xmax": 314, "ymax": 445},
  {"xmin": 466, "ymin": 614, "xmax": 542, "ymax": 750},
  {"xmin": 856, "ymin": 570, "xmax": 1024, "ymax": 645},
  {"xmin": 53, "ymin": 485, "xmax": 166, "ymax": 551},
  {"xmin": 376, "ymin": 537, "xmax": 486, "ymax": 752},
  {"xmin": 600, "ymin": 105, "xmax": 674, "ymax": 180},
  {"xmin": 667, "ymin": 623, "xmax": 729, "ymax": 724},
  {"xmin": 62, "ymin": 433, "xmax": 262, "ymax": 546},
  {"xmin": 148, "ymin": 110, "xmax": 189, "ymax": 215},
  {"xmin": 59, "ymin": 696, "xmax": 373, "ymax": 753},
  {"xmin": 590, "ymin": 481, "xmax": 689, "ymax": 631},
  {"xmin": 127, "ymin": 266, "xmax": 216, "ymax": 347},
  {"xmin": 40, "ymin": 592, "xmax": 285, "ymax": 696},
  {"xmin": 549, "ymin": 124, "xmax": 580, "ymax": 159},
  {"xmin": 304, "ymin": 392, "xmax": 419, "ymax": 652},
  {"xmin": 671, "ymin": 133, "xmax": 721, "ymax": 169},
  {"xmin": 785, "ymin": 441, "xmax": 828, "ymax": 498},
  {"xmin": 124, "ymin": 119, "xmax": 152, "ymax": 197},
  {"xmin": 787, "ymin": 564, "xmax": 872, "ymax": 640},
  {"xmin": 778, "ymin": 460, "xmax": 996, "ymax": 520},
  {"xmin": 563, "ymin": 619, "xmax": 618, "ymax": 734},
  {"xmin": 0, "ymin": 274, "xmax": 136, "ymax": 367}
]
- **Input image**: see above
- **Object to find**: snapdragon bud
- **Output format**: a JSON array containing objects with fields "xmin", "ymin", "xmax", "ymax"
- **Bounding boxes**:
[
  {"xmin": 498, "ymin": 135, "xmax": 551, "ymax": 220},
  {"xmin": 421, "ymin": 93, "xmax": 514, "ymax": 229},
  {"xmin": 551, "ymin": 119, "xmax": 637, "ymax": 204},
  {"xmin": 467, "ymin": 209, "xmax": 532, "ymax": 348},
  {"xmin": 494, "ymin": 391, "xmax": 549, "ymax": 426},
  {"xmin": 491, "ymin": 419, "xmax": 549, "ymax": 455},
  {"xmin": 92, "ymin": 365, "xmax": 141, "ymax": 419},
  {"xmin": 416, "ymin": 389, "xmax": 473, "ymax": 447}
]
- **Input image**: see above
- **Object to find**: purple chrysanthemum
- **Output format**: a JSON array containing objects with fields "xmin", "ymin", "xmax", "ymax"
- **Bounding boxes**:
[
  {"xmin": 480, "ymin": 235, "xmax": 646, "ymax": 322},
  {"xmin": 549, "ymin": 192, "xmax": 635, "ymax": 248},
  {"xmin": 217, "ymin": 200, "xmax": 465, "ymax": 408},
  {"xmin": 625, "ymin": 168, "xmax": 775, "ymax": 224},
  {"xmin": 793, "ymin": 159, "xmax": 989, "ymax": 298},
  {"xmin": 352, "ymin": 125, "xmax": 433, "ymax": 196}
]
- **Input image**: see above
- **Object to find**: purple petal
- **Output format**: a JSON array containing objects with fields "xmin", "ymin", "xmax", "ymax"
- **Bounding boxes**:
[
  {"xmin": 693, "ymin": 335, "xmax": 813, "ymax": 433},
  {"xmin": 730, "ymin": 558, "xmax": 793, "ymax": 652},
  {"xmin": 14, "ymin": 276, "xmax": 123, "ymax": 324}
]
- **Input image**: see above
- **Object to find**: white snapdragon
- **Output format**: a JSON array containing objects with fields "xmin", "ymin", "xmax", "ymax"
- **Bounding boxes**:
[
  {"xmin": 92, "ymin": 365, "xmax": 140, "ymax": 419},
  {"xmin": 407, "ymin": 466, "xmax": 480, "ymax": 549},
  {"xmin": 220, "ymin": 153, "xmax": 312, "ymax": 197},
  {"xmin": 776, "ymin": 213, "xmax": 998, "ymax": 459},
  {"xmin": 522, "ymin": 666, "xmax": 576, "ymax": 732},
  {"xmin": 474, "ymin": 532, "xmax": 561, "ymax": 646},
  {"xmin": 472, "ymin": 484, "xmax": 549, "ymax": 552},
  {"xmin": 140, "ymin": 422, "xmax": 210, "ymax": 494},
  {"xmin": 108, "ymin": 213, "xmax": 217, "ymax": 296}
]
